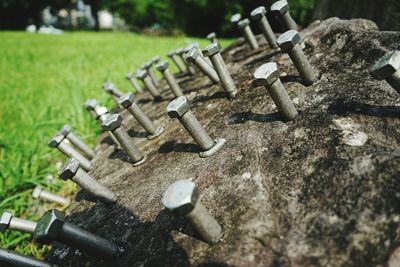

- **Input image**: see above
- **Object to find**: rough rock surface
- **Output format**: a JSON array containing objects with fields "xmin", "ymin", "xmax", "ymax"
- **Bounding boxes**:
[{"xmin": 47, "ymin": 18, "xmax": 400, "ymax": 267}]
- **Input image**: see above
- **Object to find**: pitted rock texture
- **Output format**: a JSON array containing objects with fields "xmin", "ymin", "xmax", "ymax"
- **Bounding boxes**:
[{"xmin": 46, "ymin": 18, "xmax": 400, "ymax": 267}]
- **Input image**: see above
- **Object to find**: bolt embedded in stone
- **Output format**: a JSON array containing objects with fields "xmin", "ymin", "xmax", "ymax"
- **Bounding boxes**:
[
  {"xmin": 126, "ymin": 72, "xmax": 144, "ymax": 93},
  {"xmin": 101, "ymin": 114, "xmax": 145, "ymax": 165},
  {"xmin": 58, "ymin": 158, "xmax": 118, "ymax": 203},
  {"xmin": 369, "ymin": 50, "xmax": 400, "ymax": 94},
  {"xmin": 48, "ymin": 134, "xmax": 93, "ymax": 172},
  {"xmin": 32, "ymin": 185, "xmax": 70, "ymax": 206},
  {"xmin": 142, "ymin": 60, "xmax": 160, "ymax": 87},
  {"xmin": 253, "ymin": 62, "xmax": 298, "ymax": 121},
  {"xmin": 0, "ymin": 212, "xmax": 37, "ymax": 234},
  {"xmin": 237, "ymin": 18, "xmax": 260, "ymax": 50},
  {"xmin": 276, "ymin": 30, "xmax": 318, "ymax": 85},
  {"xmin": 185, "ymin": 48, "xmax": 220, "ymax": 83},
  {"xmin": 167, "ymin": 96, "xmax": 225, "ymax": 157},
  {"xmin": 103, "ymin": 82, "xmax": 124, "ymax": 103},
  {"xmin": 118, "ymin": 92, "xmax": 164, "ymax": 139},
  {"xmin": 162, "ymin": 179, "xmax": 223, "ymax": 244},
  {"xmin": 156, "ymin": 60, "xmax": 184, "ymax": 97},
  {"xmin": 136, "ymin": 69, "xmax": 162, "ymax": 101},
  {"xmin": 0, "ymin": 248, "xmax": 55, "ymax": 267},
  {"xmin": 203, "ymin": 43, "xmax": 237, "ymax": 99},
  {"xmin": 270, "ymin": 0, "xmax": 297, "ymax": 31},
  {"xmin": 168, "ymin": 50, "xmax": 187, "ymax": 73},
  {"xmin": 250, "ymin": 6, "xmax": 278, "ymax": 48},
  {"xmin": 57, "ymin": 125, "xmax": 95, "ymax": 160}
]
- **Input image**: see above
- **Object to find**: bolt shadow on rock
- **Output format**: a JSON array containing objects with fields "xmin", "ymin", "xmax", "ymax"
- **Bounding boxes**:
[
  {"xmin": 159, "ymin": 140, "xmax": 201, "ymax": 154},
  {"xmin": 328, "ymin": 98, "xmax": 400, "ymax": 118},
  {"xmin": 127, "ymin": 129, "xmax": 148, "ymax": 139},
  {"xmin": 228, "ymin": 112, "xmax": 281, "ymax": 125},
  {"xmin": 45, "ymin": 204, "xmax": 194, "ymax": 267},
  {"xmin": 192, "ymin": 92, "xmax": 226, "ymax": 104}
]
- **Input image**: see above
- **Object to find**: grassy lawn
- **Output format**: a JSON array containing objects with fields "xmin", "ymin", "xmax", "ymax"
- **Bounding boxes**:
[{"xmin": 0, "ymin": 31, "xmax": 232, "ymax": 258}]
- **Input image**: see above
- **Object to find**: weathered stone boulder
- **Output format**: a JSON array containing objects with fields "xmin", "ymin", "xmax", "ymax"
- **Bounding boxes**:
[{"xmin": 47, "ymin": 18, "xmax": 400, "ymax": 267}]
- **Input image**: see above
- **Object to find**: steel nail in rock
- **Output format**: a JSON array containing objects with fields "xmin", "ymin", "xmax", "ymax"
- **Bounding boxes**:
[
  {"xmin": 253, "ymin": 62, "xmax": 298, "ymax": 121},
  {"xmin": 156, "ymin": 60, "xmax": 184, "ymax": 97},
  {"xmin": 167, "ymin": 50, "xmax": 186, "ymax": 73},
  {"xmin": 369, "ymin": 50, "xmax": 400, "ymax": 94},
  {"xmin": 103, "ymin": 82, "xmax": 124, "ymax": 103},
  {"xmin": 237, "ymin": 19, "xmax": 260, "ymax": 50},
  {"xmin": 141, "ymin": 61, "xmax": 160, "ymax": 87},
  {"xmin": 58, "ymin": 124, "xmax": 95, "ymax": 160},
  {"xmin": 126, "ymin": 72, "xmax": 144, "ymax": 93},
  {"xmin": 162, "ymin": 180, "xmax": 223, "ymax": 244},
  {"xmin": 48, "ymin": 134, "xmax": 93, "ymax": 172},
  {"xmin": 58, "ymin": 158, "xmax": 118, "ymax": 203},
  {"xmin": 0, "ymin": 212, "xmax": 37, "ymax": 234},
  {"xmin": 270, "ymin": 0, "xmax": 297, "ymax": 31},
  {"xmin": 177, "ymin": 47, "xmax": 196, "ymax": 75},
  {"xmin": 184, "ymin": 48, "xmax": 220, "ymax": 84},
  {"xmin": 118, "ymin": 92, "xmax": 164, "ymax": 140},
  {"xmin": 167, "ymin": 96, "xmax": 225, "ymax": 158},
  {"xmin": 0, "ymin": 248, "xmax": 55, "ymax": 267},
  {"xmin": 101, "ymin": 114, "xmax": 146, "ymax": 165},
  {"xmin": 32, "ymin": 185, "xmax": 70, "ymax": 206},
  {"xmin": 136, "ymin": 69, "xmax": 162, "ymax": 101},
  {"xmin": 277, "ymin": 30, "xmax": 318, "ymax": 85},
  {"xmin": 203, "ymin": 43, "xmax": 237, "ymax": 99},
  {"xmin": 250, "ymin": 6, "xmax": 278, "ymax": 48}
]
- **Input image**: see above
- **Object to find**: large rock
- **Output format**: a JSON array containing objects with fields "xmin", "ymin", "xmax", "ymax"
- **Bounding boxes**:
[{"xmin": 47, "ymin": 18, "xmax": 400, "ymax": 267}]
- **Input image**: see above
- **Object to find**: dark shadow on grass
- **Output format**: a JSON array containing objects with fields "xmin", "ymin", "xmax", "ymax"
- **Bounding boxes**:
[
  {"xmin": 328, "ymin": 98, "xmax": 400, "ymax": 118},
  {"xmin": 228, "ymin": 111, "xmax": 281, "ymax": 125},
  {"xmin": 159, "ymin": 140, "xmax": 200, "ymax": 154}
]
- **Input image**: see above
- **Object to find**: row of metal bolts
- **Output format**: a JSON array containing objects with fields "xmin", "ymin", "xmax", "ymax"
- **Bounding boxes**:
[{"xmin": 3, "ymin": 0, "xmax": 400, "ymax": 265}]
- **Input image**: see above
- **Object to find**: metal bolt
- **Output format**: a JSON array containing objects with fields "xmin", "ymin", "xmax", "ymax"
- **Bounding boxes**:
[
  {"xmin": 168, "ymin": 50, "xmax": 187, "ymax": 73},
  {"xmin": 250, "ymin": 6, "xmax": 278, "ymax": 48},
  {"xmin": 136, "ymin": 69, "xmax": 162, "ymax": 101},
  {"xmin": 58, "ymin": 158, "xmax": 118, "ymax": 203},
  {"xmin": 369, "ymin": 50, "xmax": 400, "ymax": 94},
  {"xmin": 167, "ymin": 96, "xmax": 225, "ymax": 157},
  {"xmin": 270, "ymin": 0, "xmax": 297, "ymax": 31},
  {"xmin": 207, "ymin": 32, "xmax": 218, "ymax": 44},
  {"xmin": 0, "ymin": 212, "xmax": 37, "ymax": 234},
  {"xmin": 32, "ymin": 185, "xmax": 70, "ymax": 206},
  {"xmin": 253, "ymin": 62, "xmax": 298, "ymax": 121},
  {"xmin": 237, "ymin": 19, "xmax": 260, "ymax": 50},
  {"xmin": 230, "ymin": 13, "xmax": 242, "ymax": 25},
  {"xmin": 58, "ymin": 124, "xmax": 95, "ymax": 160},
  {"xmin": 0, "ymin": 248, "xmax": 55, "ymax": 267},
  {"xmin": 84, "ymin": 101, "xmax": 122, "ymax": 149},
  {"xmin": 184, "ymin": 48, "xmax": 220, "ymax": 84},
  {"xmin": 176, "ymin": 48, "xmax": 196, "ymax": 75},
  {"xmin": 141, "ymin": 61, "xmax": 160, "ymax": 87},
  {"xmin": 162, "ymin": 180, "xmax": 223, "ymax": 244},
  {"xmin": 277, "ymin": 30, "xmax": 318, "ymax": 85},
  {"xmin": 118, "ymin": 92, "xmax": 164, "ymax": 139},
  {"xmin": 151, "ymin": 55, "xmax": 161, "ymax": 65},
  {"xmin": 48, "ymin": 134, "xmax": 93, "ymax": 172},
  {"xmin": 156, "ymin": 61, "xmax": 184, "ymax": 97},
  {"xmin": 187, "ymin": 43, "xmax": 213, "ymax": 67},
  {"xmin": 203, "ymin": 43, "xmax": 237, "ymax": 99},
  {"xmin": 101, "ymin": 114, "xmax": 145, "ymax": 165},
  {"xmin": 126, "ymin": 72, "xmax": 144, "ymax": 93},
  {"xmin": 103, "ymin": 82, "xmax": 124, "ymax": 103}
]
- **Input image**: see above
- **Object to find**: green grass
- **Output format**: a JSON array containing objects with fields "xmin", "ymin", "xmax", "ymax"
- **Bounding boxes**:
[{"xmin": 0, "ymin": 31, "xmax": 232, "ymax": 258}]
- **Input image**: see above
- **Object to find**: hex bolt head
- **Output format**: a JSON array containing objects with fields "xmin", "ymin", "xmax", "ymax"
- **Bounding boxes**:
[
  {"xmin": 250, "ymin": 6, "xmax": 267, "ymax": 20},
  {"xmin": 152, "ymin": 55, "xmax": 161, "ymax": 64},
  {"xmin": 166, "ymin": 96, "xmax": 191, "ymax": 118},
  {"xmin": 118, "ymin": 92, "xmax": 135, "ymax": 108},
  {"xmin": 162, "ymin": 180, "xmax": 223, "ymax": 244},
  {"xmin": 58, "ymin": 158, "xmax": 79, "ymax": 180},
  {"xmin": 230, "ymin": 13, "xmax": 242, "ymax": 24},
  {"xmin": 58, "ymin": 124, "xmax": 72, "ymax": 137},
  {"xmin": 370, "ymin": 50, "xmax": 400, "ymax": 80},
  {"xmin": 270, "ymin": 0, "xmax": 297, "ymax": 30},
  {"xmin": 101, "ymin": 113, "xmax": 123, "ymax": 132},
  {"xmin": 185, "ymin": 48, "xmax": 220, "ymax": 83},
  {"xmin": 156, "ymin": 61, "xmax": 169, "ymax": 72},
  {"xmin": 84, "ymin": 99, "xmax": 98, "ymax": 110},
  {"xmin": 253, "ymin": 62, "xmax": 298, "ymax": 121},
  {"xmin": 48, "ymin": 134, "xmax": 64, "ymax": 148},
  {"xmin": 32, "ymin": 186, "xmax": 43, "ymax": 199},
  {"xmin": 237, "ymin": 18, "xmax": 250, "ymax": 29},
  {"xmin": 0, "ymin": 212, "xmax": 12, "ymax": 232},
  {"xmin": 136, "ymin": 69, "xmax": 148, "ymax": 80},
  {"xmin": 276, "ymin": 30, "xmax": 300, "ymax": 52},
  {"xmin": 276, "ymin": 30, "xmax": 318, "ymax": 85},
  {"xmin": 207, "ymin": 32, "xmax": 217, "ymax": 41},
  {"xmin": 102, "ymin": 81, "xmax": 115, "ymax": 93},
  {"xmin": 184, "ymin": 48, "xmax": 200, "ymax": 62},
  {"xmin": 34, "ymin": 209, "xmax": 65, "ymax": 244},
  {"xmin": 202, "ymin": 43, "xmax": 220, "ymax": 58}
]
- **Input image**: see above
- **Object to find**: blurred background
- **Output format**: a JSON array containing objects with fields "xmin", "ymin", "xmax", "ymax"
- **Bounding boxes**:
[{"xmin": 0, "ymin": 0, "xmax": 399, "ymax": 35}]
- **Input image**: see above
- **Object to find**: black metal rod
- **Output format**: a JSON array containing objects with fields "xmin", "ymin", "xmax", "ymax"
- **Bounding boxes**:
[
  {"xmin": 0, "ymin": 248, "xmax": 55, "ymax": 267},
  {"xmin": 58, "ymin": 222, "xmax": 120, "ymax": 260}
]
